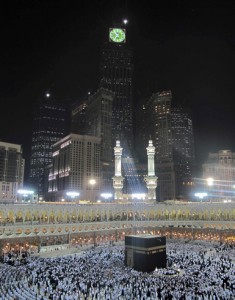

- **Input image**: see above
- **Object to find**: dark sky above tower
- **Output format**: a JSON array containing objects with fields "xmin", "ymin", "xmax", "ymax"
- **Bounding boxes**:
[{"xmin": 1, "ymin": 0, "xmax": 235, "ymax": 172}]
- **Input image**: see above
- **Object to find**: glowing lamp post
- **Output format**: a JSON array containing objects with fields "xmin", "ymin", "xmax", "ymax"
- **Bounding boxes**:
[
  {"xmin": 206, "ymin": 177, "xmax": 214, "ymax": 203},
  {"xmin": 89, "ymin": 179, "xmax": 96, "ymax": 204},
  {"xmin": 17, "ymin": 189, "xmax": 34, "ymax": 203},
  {"xmin": 100, "ymin": 193, "xmax": 112, "ymax": 202},
  {"xmin": 131, "ymin": 193, "xmax": 146, "ymax": 202},
  {"xmin": 194, "ymin": 192, "xmax": 208, "ymax": 202},
  {"xmin": 207, "ymin": 177, "xmax": 214, "ymax": 186},
  {"xmin": 66, "ymin": 191, "xmax": 80, "ymax": 203}
]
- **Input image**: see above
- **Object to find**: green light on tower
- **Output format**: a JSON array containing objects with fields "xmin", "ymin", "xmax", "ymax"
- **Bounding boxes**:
[{"xmin": 109, "ymin": 28, "xmax": 126, "ymax": 43}]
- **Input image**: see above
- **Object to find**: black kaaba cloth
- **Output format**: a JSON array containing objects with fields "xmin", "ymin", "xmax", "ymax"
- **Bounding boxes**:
[{"xmin": 125, "ymin": 234, "xmax": 166, "ymax": 272}]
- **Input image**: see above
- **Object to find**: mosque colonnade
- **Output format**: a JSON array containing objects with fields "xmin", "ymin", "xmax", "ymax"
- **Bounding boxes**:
[{"xmin": 0, "ymin": 203, "xmax": 234, "ymax": 253}]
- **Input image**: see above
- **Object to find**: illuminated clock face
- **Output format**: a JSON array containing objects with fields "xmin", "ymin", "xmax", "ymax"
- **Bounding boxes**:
[{"xmin": 109, "ymin": 28, "xmax": 126, "ymax": 43}]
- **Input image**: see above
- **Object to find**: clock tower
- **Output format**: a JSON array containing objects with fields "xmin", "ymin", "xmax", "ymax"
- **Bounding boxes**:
[
  {"xmin": 99, "ymin": 21, "xmax": 133, "ymax": 157},
  {"xmin": 109, "ymin": 28, "xmax": 126, "ymax": 43}
]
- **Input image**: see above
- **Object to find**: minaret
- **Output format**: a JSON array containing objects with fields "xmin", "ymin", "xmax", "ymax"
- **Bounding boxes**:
[
  {"xmin": 112, "ymin": 140, "xmax": 124, "ymax": 200},
  {"xmin": 144, "ymin": 140, "xmax": 158, "ymax": 203}
]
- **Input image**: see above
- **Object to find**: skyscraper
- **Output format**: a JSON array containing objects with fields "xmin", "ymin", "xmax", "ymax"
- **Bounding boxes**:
[
  {"xmin": 47, "ymin": 133, "xmax": 101, "ymax": 202},
  {"xmin": 99, "ymin": 24, "xmax": 134, "ymax": 155},
  {"xmin": 29, "ymin": 91, "xmax": 70, "ymax": 199},
  {"xmin": 202, "ymin": 150, "xmax": 235, "ymax": 202},
  {"xmin": 145, "ymin": 91, "xmax": 175, "ymax": 201},
  {"xmin": 71, "ymin": 88, "xmax": 114, "ymax": 193},
  {"xmin": 0, "ymin": 141, "xmax": 24, "ymax": 203},
  {"xmin": 99, "ymin": 22, "xmax": 141, "ymax": 195},
  {"xmin": 145, "ymin": 91, "xmax": 195, "ymax": 201},
  {"xmin": 71, "ymin": 101, "xmax": 88, "ymax": 135},
  {"xmin": 171, "ymin": 106, "xmax": 195, "ymax": 198}
]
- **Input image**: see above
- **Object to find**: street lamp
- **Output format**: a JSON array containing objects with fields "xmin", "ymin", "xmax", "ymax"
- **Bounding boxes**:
[
  {"xmin": 207, "ymin": 177, "xmax": 214, "ymax": 186},
  {"xmin": 132, "ymin": 193, "xmax": 146, "ymax": 202},
  {"xmin": 17, "ymin": 189, "xmax": 34, "ymax": 203},
  {"xmin": 194, "ymin": 192, "xmax": 208, "ymax": 202},
  {"xmin": 89, "ymin": 179, "xmax": 96, "ymax": 204},
  {"xmin": 100, "ymin": 193, "xmax": 112, "ymax": 202},
  {"xmin": 206, "ymin": 177, "xmax": 214, "ymax": 203},
  {"xmin": 66, "ymin": 191, "xmax": 80, "ymax": 203}
]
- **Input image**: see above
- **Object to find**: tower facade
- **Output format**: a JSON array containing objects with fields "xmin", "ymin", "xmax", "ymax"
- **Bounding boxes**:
[
  {"xmin": 71, "ymin": 88, "xmax": 114, "ymax": 193},
  {"xmin": 48, "ymin": 134, "xmax": 101, "ymax": 202},
  {"xmin": 100, "ymin": 24, "xmax": 133, "ymax": 155},
  {"xmin": 145, "ymin": 91, "xmax": 175, "ymax": 201},
  {"xmin": 29, "ymin": 91, "xmax": 70, "ymax": 199},
  {"xmin": 0, "ymin": 141, "xmax": 24, "ymax": 203},
  {"xmin": 71, "ymin": 101, "xmax": 87, "ymax": 135},
  {"xmin": 85, "ymin": 88, "xmax": 114, "ymax": 163},
  {"xmin": 202, "ymin": 150, "xmax": 235, "ymax": 202},
  {"xmin": 145, "ymin": 91, "xmax": 195, "ymax": 201},
  {"xmin": 171, "ymin": 106, "xmax": 195, "ymax": 198}
]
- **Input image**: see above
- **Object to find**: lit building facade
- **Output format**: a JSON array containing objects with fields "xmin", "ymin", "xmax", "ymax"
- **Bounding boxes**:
[
  {"xmin": 85, "ymin": 88, "xmax": 114, "ymax": 163},
  {"xmin": 171, "ymin": 106, "xmax": 195, "ymax": 198},
  {"xmin": 86, "ymin": 88, "xmax": 114, "ymax": 193},
  {"xmin": 47, "ymin": 133, "xmax": 101, "ymax": 202},
  {"xmin": 99, "ymin": 24, "xmax": 134, "ymax": 155},
  {"xmin": 0, "ymin": 141, "xmax": 24, "ymax": 203},
  {"xmin": 145, "ymin": 91, "xmax": 175, "ymax": 201},
  {"xmin": 71, "ymin": 88, "xmax": 114, "ymax": 193},
  {"xmin": 71, "ymin": 101, "xmax": 88, "ymax": 135},
  {"xmin": 0, "ymin": 202, "xmax": 234, "ymax": 255},
  {"xmin": 145, "ymin": 91, "xmax": 195, "ymax": 201},
  {"xmin": 202, "ymin": 150, "xmax": 235, "ymax": 201},
  {"xmin": 29, "ymin": 91, "xmax": 70, "ymax": 199}
]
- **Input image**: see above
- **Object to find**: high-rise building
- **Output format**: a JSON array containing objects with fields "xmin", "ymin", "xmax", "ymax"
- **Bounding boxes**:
[
  {"xmin": 171, "ymin": 106, "xmax": 195, "ymax": 198},
  {"xmin": 29, "ymin": 91, "xmax": 70, "ymax": 199},
  {"xmin": 47, "ymin": 133, "xmax": 101, "ymax": 202},
  {"xmin": 136, "ymin": 104, "xmax": 148, "ymax": 163},
  {"xmin": 0, "ymin": 141, "xmax": 24, "ymax": 203},
  {"xmin": 145, "ymin": 91, "xmax": 195, "ymax": 201},
  {"xmin": 145, "ymin": 91, "xmax": 175, "ymax": 201},
  {"xmin": 202, "ymin": 150, "xmax": 235, "ymax": 202},
  {"xmin": 99, "ymin": 23, "xmax": 139, "ymax": 195},
  {"xmin": 71, "ymin": 88, "xmax": 114, "ymax": 193},
  {"xmin": 99, "ymin": 24, "xmax": 134, "ymax": 155},
  {"xmin": 71, "ymin": 101, "xmax": 88, "ymax": 135}
]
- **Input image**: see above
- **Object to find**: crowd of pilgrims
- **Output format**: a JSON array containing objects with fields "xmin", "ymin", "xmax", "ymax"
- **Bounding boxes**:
[{"xmin": 0, "ymin": 240, "xmax": 234, "ymax": 300}]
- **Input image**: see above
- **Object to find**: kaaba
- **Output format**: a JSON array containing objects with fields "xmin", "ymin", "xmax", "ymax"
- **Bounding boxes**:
[{"xmin": 125, "ymin": 234, "xmax": 166, "ymax": 272}]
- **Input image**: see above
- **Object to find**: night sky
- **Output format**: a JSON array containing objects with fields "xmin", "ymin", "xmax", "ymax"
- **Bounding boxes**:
[{"xmin": 1, "ymin": 0, "xmax": 235, "ymax": 175}]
